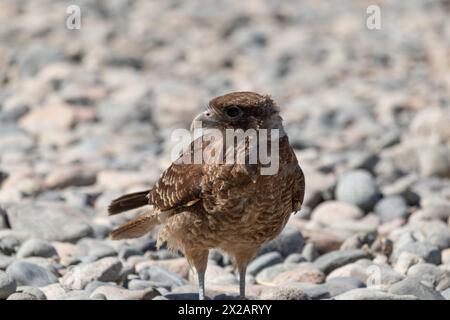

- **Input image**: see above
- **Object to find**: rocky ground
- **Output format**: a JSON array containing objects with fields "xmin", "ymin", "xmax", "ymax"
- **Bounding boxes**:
[{"xmin": 0, "ymin": 0, "xmax": 450, "ymax": 300}]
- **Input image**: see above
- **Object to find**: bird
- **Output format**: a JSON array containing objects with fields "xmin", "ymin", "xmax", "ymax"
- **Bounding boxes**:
[{"xmin": 108, "ymin": 91, "xmax": 305, "ymax": 299}]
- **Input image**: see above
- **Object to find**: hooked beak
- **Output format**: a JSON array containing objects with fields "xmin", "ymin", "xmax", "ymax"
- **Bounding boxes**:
[{"xmin": 190, "ymin": 110, "xmax": 219, "ymax": 131}]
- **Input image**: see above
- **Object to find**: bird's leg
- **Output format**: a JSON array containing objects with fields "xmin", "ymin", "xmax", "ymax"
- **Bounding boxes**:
[
  {"xmin": 198, "ymin": 270, "xmax": 206, "ymax": 300},
  {"xmin": 239, "ymin": 266, "xmax": 246, "ymax": 299},
  {"xmin": 233, "ymin": 248, "xmax": 257, "ymax": 300},
  {"xmin": 187, "ymin": 249, "xmax": 209, "ymax": 300}
]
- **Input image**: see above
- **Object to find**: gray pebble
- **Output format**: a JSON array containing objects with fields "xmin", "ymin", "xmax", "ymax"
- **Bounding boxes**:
[
  {"xmin": 0, "ymin": 270, "xmax": 16, "ymax": 299},
  {"xmin": 258, "ymin": 225, "xmax": 304, "ymax": 257},
  {"xmin": 374, "ymin": 196, "xmax": 409, "ymax": 223},
  {"xmin": 389, "ymin": 277, "xmax": 445, "ymax": 300},
  {"xmin": 16, "ymin": 238, "xmax": 58, "ymax": 258},
  {"xmin": 313, "ymin": 249, "xmax": 370, "ymax": 274},
  {"xmin": 335, "ymin": 170, "xmax": 381, "ymax": 211},
  {"xmin": 247, "ymin": 252, "xmax": 283, "ymax": 276},
  {"xmin": 6, "ymin": 261, "xmax": 58, "ymax": 287}
]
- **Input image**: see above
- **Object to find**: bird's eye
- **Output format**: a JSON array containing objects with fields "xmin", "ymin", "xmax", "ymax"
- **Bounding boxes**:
[{"xmin": 224, "ymin": 106, "xmax": 242, "ymax": 118}]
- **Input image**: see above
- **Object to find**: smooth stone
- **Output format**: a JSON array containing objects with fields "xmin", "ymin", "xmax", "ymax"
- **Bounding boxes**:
[
  {"xmin": 271, "ymin": 264, "xmax": 325, "ymax": 285},
  {"xmin": 189, "ymin": 264, "xmax": 237, "ymax": 286},
  {"xmin": 164, "ymin": 293, "xmax": 205, "ymax": 300},
  {"xmin": 6, "ymin": 261, "xmax": 58, "ymax": 287},
  {"xmin": 0, "ymin": 255, "xmax": 15, "ymax": 269},
  {"xmin": 84, "ymin": 281, "xmax": 118, "ymax": 294},
  {"xmin": 16, "ymin": 238, "xmax": 58, "ymax": 258},
  {"xmin": 127, "ymin": 279, "xmax": 160, "ymax": 291},
  {"xmin": 61, "ymin": 257, "xmax": 122, "ymax": 290},
  {"xmin": 63, "ymin": 290, "xmax": 91, "ymax": 300},
  {"xmin": 334, "ymin": 288, "xmax": 417, "ymax": 300},
  {"xmin": 418, "ymin": 146, "xmax": 450, "ymax": 178},
  {"xmin": 259, "ymin": 286, "xmax": 310, "ymax": 300},
  {"xmin": 324, "ymin": 277, "xmax": 365, "ymax": 297},
  {"xmin": 0, "ymin": 270, "xmax": 16, "ymax": 299},
  {"xmin": 389, "ymin": 277, "xmax": 445, "ymax": 300},
  {"xmin": 374, "ymin": 196, "xmax": 409, "ymax": 223},
  {"xmin": 311, "ymin": 201, "xmax": 364, "ymax": 225},
  {"xmin": 313, "ymin": 249, "xmax": 370, "ymax": 274},
  {"xmin": 335, "ymin": 170, "xmax": 381, "ymax": 211},
  {"xmin": 92, "ymin": 285, "xmax": 159, "ymax": 300},
  {"xmin": 4, "ymin": 202, "xmax": 93, "ymax": 242},
  {"xmin": 285, "ymin": 253, "xmax": 307, "ymax": 264},
  {"xmin": 407, "ymin": 263, "xmax": 444, "ymax": 288},
  {"xmin": 301, "ymin": 243, "xmax": 318, "ymax": 262},
  {"xmin": 365, "ymin": 264, "xmax": 405, "ymax": 289},
  {"xmin": 146, "ymin": 266, "xmax": 188, "ymax": 287},
  {"xmin": 441, "ymin": 288, "xmax": 450, "ymax": 300},
  {"xmin": 392, "ymin": 242, "xmax": 441, "ymax": 265},
  {"xmin": 247, "ymin": 252, "xmax": 283, "ymax": 276},
  {"xmin": 135, "ymin": 258, "xmax": 190, "ymax": 279},
  {"xmin": 258, "ymin": 224, "xmax": 304, "ymax": 257},
  {"xmin": 41, "ymin": 283, "xmax": 69, "ymax": 300},
  {"xmin": 255, "ymin": 263, "xmax": 298, "ymax": 284},
  {"xmin": 326, "ymin": 259, "xmax": 373, "ymax": 283},
  {"xmin": 7, "ymin": 292, "xmax": 38, "ymax": 300},
  {"xmin": 16, "ymin": 286, "xmax": 46, "ymax": 300}
]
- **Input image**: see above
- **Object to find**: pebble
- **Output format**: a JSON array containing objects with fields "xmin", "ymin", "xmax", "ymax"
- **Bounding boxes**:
[
  {"xmin": 324, "ymin": 277, "xmax": 365, "ymax": 297},
  {"xmin": 16, "ymin": 238, "xmax": 58, "ymax": 258},
  {"xmin": 374, "ymin": 196, "xmax": 409, "ymax": 223},
  {"xmin": 0, "ymin": 270, "xmax": 16, "ymax": 299},
  {"xmin": 311, "ymin": 201, "xmax": 364, "ymax": 225},
  {"xmin": 389, "ymin": 277, "xmax": 445, "ymax": 300},
  {"xmin": 285, "ymin": 253, "xmax": 307, "ymax": 264},
  {"xmin": 334, "ymin": 288, "xmax": 417, "ymax": 300},
  {"xmin": 145, "ymin": 266, "xmax": 188, "ymax": 287},
  {"xmin": 392, "ymin": 241, "xmax": 441, "ymax": 265},
  {"xmin": 271, "ymin": 264, "xmax": 325, "ymax": 285},
  {"xmin": 6, "ymin": 261, "xmax": 58, "ymax": 287},
  {"xmin": 313, "ymin": 249, "xmax": 370, "ymax": 274},
  {"xmin": 407, "ymin": 263, "xmax": 444, "ymax": 288},
  {"xmin": 335, "ymin": 170, "xmax": 381, "ymax": 211},
  {"xmin": 246, "ymin": 252, "xmax": 283, "ymax": 276},
  {"xmin": 255, "ymin": 263, "xmax": 298, "ymax": 285},
  {"xmin": 258, "ymin": 224, "xmax": 304, "ymax": 257},
  {"xmin": 61, "ymin": 257, "xmax": 122, "ymax": 290},
  {"xmin": 5, "ymin": 202, "xmax": 93, "ymax": 242},
  {"xmin": 92, "ymin": 285, "xmax": 160, "ymax": 300},
  {"xmin": 259, "ymin": 286, "xmax": 310, "ymax": 300}
]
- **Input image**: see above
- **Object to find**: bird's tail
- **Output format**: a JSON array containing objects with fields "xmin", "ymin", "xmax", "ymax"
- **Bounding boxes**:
[
  {"xmin": 108, "ymin": 190, "xmax": 150, "ymax": 215},
  {"xmin": 110, "ymin": 212, "xmax": 159, "ymax": 240}
]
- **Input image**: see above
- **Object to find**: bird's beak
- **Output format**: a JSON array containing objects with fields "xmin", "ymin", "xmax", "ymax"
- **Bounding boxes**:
[{"xmin": 190, "ymin": 111, "xmax": 219, "ymax": 131}]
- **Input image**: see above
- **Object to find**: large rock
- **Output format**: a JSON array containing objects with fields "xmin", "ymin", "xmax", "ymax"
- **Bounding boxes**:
[
  {"xmin": 6, "ymin": 261, "xmax": 58, "ymax": 287},
  {"xmin": 61, "ymin": 257, "xmax": 122, "ymax": 290},
  {"xmin": 313, "ymin": 249, "xmax": 370, "ymax": 274},
  {"xmin": 4, "ymin": 202, "xmax": 93, "ymax": 242},
  {"xmin": 259, "ymin": 286, "xmax": 310, "ymax": 300},
  {"xmin": 335, "ymin": 170, "xmax": 381, "ymax": 211}
]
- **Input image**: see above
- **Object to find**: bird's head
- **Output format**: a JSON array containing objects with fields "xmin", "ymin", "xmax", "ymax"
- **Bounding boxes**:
[{"xmin": 191, "ymin": 91, "xmax": 282, "ymax": 131}]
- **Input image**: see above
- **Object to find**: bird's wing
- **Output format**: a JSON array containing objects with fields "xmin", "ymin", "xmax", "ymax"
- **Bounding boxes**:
[
  {"xmin": 292, "ymin": 163, "xmax": 305, "ymax": 212},
  {"xmin": 148, "ymin": 138, "xmax": 205, "ymax": 211}
]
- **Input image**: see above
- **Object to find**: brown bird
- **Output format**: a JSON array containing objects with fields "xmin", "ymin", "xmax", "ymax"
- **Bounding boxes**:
[{"xmin": 108, "ymin": 91, "xmax": 305, "ymax": 299}]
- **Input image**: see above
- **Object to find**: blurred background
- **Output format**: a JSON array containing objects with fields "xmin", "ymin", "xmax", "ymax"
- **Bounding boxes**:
[{"xmin": 0, "ymin": 0, "xmax": 449, "ymax": 300}]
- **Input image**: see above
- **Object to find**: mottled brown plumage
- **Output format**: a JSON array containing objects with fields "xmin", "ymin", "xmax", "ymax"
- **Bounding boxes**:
[{"xmin": 108, "ymin": 91, "xmax": 305, "ymax": 299}]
